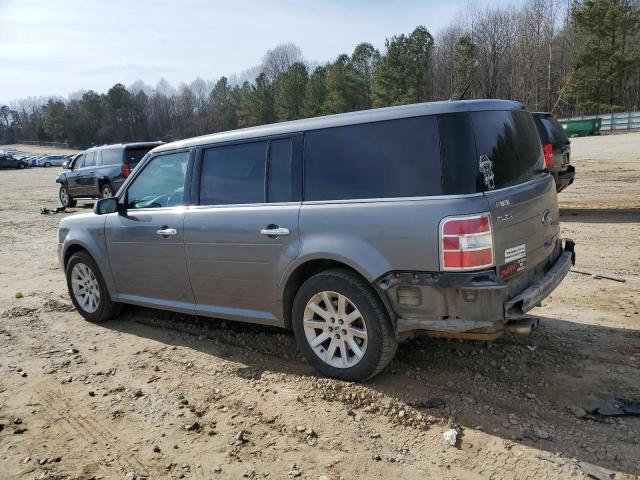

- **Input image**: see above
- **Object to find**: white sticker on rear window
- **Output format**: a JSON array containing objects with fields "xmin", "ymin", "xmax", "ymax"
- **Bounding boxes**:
[{"xmin": 505, "ymin": 244, "xmax": 526, "ymax": 262}]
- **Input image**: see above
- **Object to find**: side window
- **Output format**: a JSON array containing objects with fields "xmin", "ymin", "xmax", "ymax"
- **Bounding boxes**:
[
  {"xmin": 85, "ymin": 151, "xmax": 96, "ymax": 167},
  {"xmin": 200, "ymin": 141, "xmax": 267, "ymax": 206},
  {"xmin": 303, "ymin": 117, "xmax": 441, "ymax": 201},
  {"xmin": 73, "ymin": 154, "xmax": 85, "ymax": 169},
  {"xmin": 267, "ymin": 138, "xmax": 293, "ymax": 203},
  {"xmin": 126, "ymin": 152, "xmax": 189, "ymax": 209},
  {"xmin": 102, "ymin": 147, "xmax": 123, "ymax": 165}
]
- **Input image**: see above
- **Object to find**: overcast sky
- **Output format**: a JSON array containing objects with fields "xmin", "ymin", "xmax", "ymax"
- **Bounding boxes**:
[{"xmin": 0, "ymin": 0, "xmax": 515, "ymax": 104}]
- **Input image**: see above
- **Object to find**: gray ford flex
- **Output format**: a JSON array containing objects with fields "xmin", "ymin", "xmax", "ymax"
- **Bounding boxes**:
[{"xmin": 58, "ymin": 100, "xmax": 575, "ymax": 381}]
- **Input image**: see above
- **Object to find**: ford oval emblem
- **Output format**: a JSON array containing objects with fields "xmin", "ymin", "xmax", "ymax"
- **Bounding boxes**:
[{"xmin": 541, "ymin": 209, "xmax": 553, "ymax": 225}]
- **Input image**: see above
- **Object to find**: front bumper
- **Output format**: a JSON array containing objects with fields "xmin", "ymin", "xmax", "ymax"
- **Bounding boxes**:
[{"xmin": 376, "ymin": 239, "xmax": 575, "ymax": 337}]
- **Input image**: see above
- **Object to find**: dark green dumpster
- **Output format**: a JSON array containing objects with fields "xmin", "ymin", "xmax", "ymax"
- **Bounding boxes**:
[{"xmin": 559, "ymin": 118, "xmax": 602, "ymax": 137}]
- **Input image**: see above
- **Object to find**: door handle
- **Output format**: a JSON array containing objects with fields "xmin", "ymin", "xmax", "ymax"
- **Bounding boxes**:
[
  {"xmin": 156, "ymin": 227, "xmax": 178, "ymax": 237},
  {"xmin": 260, "ymin": 226, "xmax": 290, "ymax": 237}
]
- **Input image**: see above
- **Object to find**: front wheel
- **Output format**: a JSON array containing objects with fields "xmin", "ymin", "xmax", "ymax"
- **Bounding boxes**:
[
  {"xmin": 59, "ymin": 185, "xmax": 77, "ymax": 207},
  {"xmin": 292, "ymin": 268, "xmax": 397, "ymax": 382},
  {"xmin": 65, "ymin": 251, "xmax": 122, "ymax": 322},
  {"xmin": 17, "ymin": 162, "xmax": 25, "ymax": 169},
  {"xmin": 44, "ymin": 162, "xmax": 52, "ymax": 168}
]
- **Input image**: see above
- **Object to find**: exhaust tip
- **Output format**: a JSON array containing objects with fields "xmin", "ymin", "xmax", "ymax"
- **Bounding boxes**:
[{"xmin": 505, "ymin": 317, "xmax": 539, "ymax": 335}]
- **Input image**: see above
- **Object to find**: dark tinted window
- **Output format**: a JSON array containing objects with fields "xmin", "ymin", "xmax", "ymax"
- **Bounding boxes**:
[
  {"xmin": 472, "ymin": 110, "xmax": 544, "ymax": 190},
  {"xmin": 126, "ymin": 147, "xmax": 154, "ymax": 169},
  {"xmin": 126, "ymin": 152, "xmax": 189, "ymax": 209},
  {"xmin": 439, "ymin": 112, "xmax": 479, "ymax": 195},
  {"xmin": 85, "ymin": 151, "xmax": 96, "ymax": 167},
  {"xmin": 101, "ymin": 147, "xmax": 122, "ymax": 165},
  {"xmin": 543, "ymin": 116, "xmax": 569, "ymax": 146},
  {"xmin": 268, "ymin": 138, "xmax": 293, "ymax": 202},
  {"xmin": 200, "ymin": 141, "xmax": 267, "ymax": 205},
  {"xmin": 304, "ymin": 117, "xmax": 441, "ymax": 201}
]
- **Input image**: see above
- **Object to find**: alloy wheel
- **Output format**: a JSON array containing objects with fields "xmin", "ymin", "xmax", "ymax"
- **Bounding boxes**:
[
  {"xmin": 70, "ymin": 263, "xmax": 100, "ymax": 313},
  {"xmin": 303, "ymin": 291, "xmax": 368, "ymax": 368}
]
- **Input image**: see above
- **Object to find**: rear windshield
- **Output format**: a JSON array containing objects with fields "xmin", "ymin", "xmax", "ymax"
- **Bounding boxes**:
[
  {"xmin": 472, "ymin": 110, "xmax": 544, "ymax": 190},
  {"xmin": 125, "ymin": 147, "xmax": 154, "ymax": 169},
  {"xmin": 539, "ymin": 115, "xmax": 570, "ymax": 146}
]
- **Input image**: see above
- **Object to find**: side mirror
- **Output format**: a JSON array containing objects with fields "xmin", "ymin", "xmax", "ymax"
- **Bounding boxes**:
[
  {"xmin": 62, "ymin": 161, "xmax": 69, "ymax": 169},
  {"xmin": 94, "ymin": 197, "xmax": 119, "ymax": 215}
]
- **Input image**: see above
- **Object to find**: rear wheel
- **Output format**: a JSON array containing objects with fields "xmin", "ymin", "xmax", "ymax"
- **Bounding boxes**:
[
  {"xmin": 101, "ymin": 183, "xmax": 115, "ymax": 198},
  {"xmin": 17, "ymin": 162, "xmax": 25, "ymax": 169},
  {"xmin": 65, "ymin": 251, "xmax": 122, "ymax": 322},
  {"xmin": 59, "ymin": 185, "xmax": 77, "ymax": 207},
  {"xmin": 292, "ymin": 268, "xmax": 397, "ymax": 382}
]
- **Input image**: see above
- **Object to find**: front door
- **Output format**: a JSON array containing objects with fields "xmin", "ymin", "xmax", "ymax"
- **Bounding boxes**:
[
  {"xmin": 66, "ymin": 154, "xmax": 85, "ymax": 195},
  {"xmin": 184, "ymin": 136, "xmax": 302, "ymax": 325},
  {"xmin": 105, "ymin": 150, "xmax": 195, "ymax": 309}
]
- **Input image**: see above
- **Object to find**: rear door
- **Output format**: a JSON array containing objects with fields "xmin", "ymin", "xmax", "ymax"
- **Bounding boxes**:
[
  {"xmin": 184, "ymin": 135, "xmax": 302, "ymax": 325},
  {"xmin": 471, "ymin": 110, "xmax": 560, "ymax": 281}
]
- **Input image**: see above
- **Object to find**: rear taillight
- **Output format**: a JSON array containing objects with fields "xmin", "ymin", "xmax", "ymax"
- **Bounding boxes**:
[
  {"xmin": 542, "ymin": 143, "xmax": 553, "ymax": 168},
  {"xmin": 440, "ymin": 213, "xmax": 494, "ymax": 271},
  {"xmin": 121, "ymin": 163, "xmax": 130, "ymax": 178}
]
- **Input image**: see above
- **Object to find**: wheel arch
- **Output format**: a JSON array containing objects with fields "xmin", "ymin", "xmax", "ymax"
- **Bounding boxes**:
[
  {"xmin": 61, "ymin": 237, "xmax": 117, "ymax": 299},
  {"xmin": 280, "ymin": 257, "xmax": 395, "ymax": 330}
]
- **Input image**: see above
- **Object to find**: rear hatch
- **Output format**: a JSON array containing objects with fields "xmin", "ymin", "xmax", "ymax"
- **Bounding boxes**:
[
  {"xmin": 534, "ymin": 114, "xmax": 571, "ymax": 168},
  {"xmin": 124, "ymin": 142, "xmax": 164, "ymax": 170},
  {"xmin": 471, "ymin": 109, "xmax": 561, "ymax": 282}
]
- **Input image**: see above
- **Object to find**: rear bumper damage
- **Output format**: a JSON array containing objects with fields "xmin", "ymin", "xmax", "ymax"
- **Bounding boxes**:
[{"xmin": 376, "ymin": 239, "xmax": 575, "ymax": 339}]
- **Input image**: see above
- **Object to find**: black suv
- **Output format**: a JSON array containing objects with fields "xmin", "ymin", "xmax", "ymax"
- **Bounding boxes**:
[
  {"xmin": 532, "ymin": 112, "xmax": 575, "ymax": 192},
  {"xmin": 56, "ymin": 142, "xmax": 163, "ymax": 207}
]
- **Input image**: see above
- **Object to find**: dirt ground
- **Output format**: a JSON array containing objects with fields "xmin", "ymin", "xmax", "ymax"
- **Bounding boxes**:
[{"xmin": 0, "ymin": 133, "xmax": 639, "ymax": 480}]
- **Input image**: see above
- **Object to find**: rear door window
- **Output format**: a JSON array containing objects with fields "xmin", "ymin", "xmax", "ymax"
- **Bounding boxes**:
[
  {"xmin": 267, "ymin": 138, "xmax": 293, "ymax": 203},
  {"xmin": 200, "ymin": 141, "xmax": 267, "ymax": 205},
  {"xmin": 303, "ymin": 116, "xmax": 441, "ymax": 201},
  {"xmin": 84, "ymin": 151, "xmax": 96, "ymax": 167},
  {"xmin": 472, "ymin": 110, "xmax": 544, "ymax": 190},
  {"xmin": 544, "ymin": 117, "xmax": 570, "ymax": 146}
]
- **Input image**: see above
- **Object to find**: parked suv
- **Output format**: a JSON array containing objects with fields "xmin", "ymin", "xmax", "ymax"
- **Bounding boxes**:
[
  {"xmin": 533, "ymin": 112, "xmax": 575, "ymax": 192},
  {"xmin": 58, "ymin": 100, "xmax": 575, "ymax": 381},
  {"xmin": 56, "ymin": 142, "xmax": 164, "ymax": 207}
]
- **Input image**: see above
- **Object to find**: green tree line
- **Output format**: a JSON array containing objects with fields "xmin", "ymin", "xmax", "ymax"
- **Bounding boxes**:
[{"xmin": 1, "ymin": 0, "xmax": 638, "ymax": 147}]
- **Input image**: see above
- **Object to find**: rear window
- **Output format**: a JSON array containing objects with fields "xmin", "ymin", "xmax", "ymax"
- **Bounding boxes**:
[
  {"xmin": 125, "ymin": 147, "xmax": 154, "ymax": 169},
  {"xmin": 542, "ymin": 116, "xmax": 569, "ymax": 146},
  {"xmin": 472, "ymin": 110, "xmax": 544, "ymax": 190},
  {"xmin": 304, "ymin": 116, "xmax": 441, "ymax": 201}
]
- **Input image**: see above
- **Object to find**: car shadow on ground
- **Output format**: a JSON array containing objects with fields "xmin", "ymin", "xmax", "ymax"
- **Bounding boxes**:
[
  {"xmin": 560, "ymin": 207, "xmax": 640, "ymax": 223},
  {"xmin": 100, "ymin": 307, "xmax": 640, "ymax": 476}
]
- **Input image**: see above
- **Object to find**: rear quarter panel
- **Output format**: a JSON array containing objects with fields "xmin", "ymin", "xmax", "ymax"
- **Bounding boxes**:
[{"xmin": 284, "ymin": 195, "xmax": 491, "ymax": 293}]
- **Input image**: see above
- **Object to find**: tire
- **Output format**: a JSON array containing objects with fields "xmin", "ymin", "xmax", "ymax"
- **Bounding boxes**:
[
  {"xmin": 59, "ymin": 185, "xmax": 77, "ymax": 207},
  {"xmin": 17, "ymin": 162, "xmax": 25, "ymax": 169},
  {"xmin": 292, "ymin": 268, "xmax": 397, "ymax": 382},
  {"xmin": 65, "ymin": 251, "xmax": 122, "ymax": 323},
  {"xmin": 44, "ymin": 162, "xmax": 52, "ymax": 168},
  {"xmin": 100, "ymin": 183, "xmax": 115, "ymax": 198}
]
